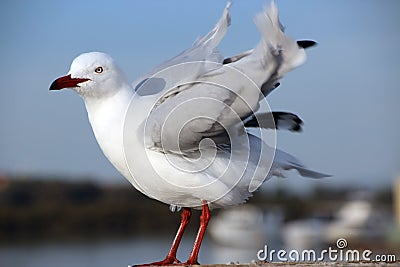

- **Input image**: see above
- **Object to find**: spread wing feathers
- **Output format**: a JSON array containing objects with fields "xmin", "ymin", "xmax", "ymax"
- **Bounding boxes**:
[
  {"xmin": 225, "ymin": 2, "xmax": 308, "ymax": 97},
  {"xmin": 145, "ymin": 2, "xmax": 307, "ymax": 154},
  {"xmin": 244, "ymin": 111, "xmax": 303, "ymax": 132},
  {"xmin": 132, "ymin": 1, "xmax": 231, "ymax": 95},
  {"xmin": 223, "ymin": 40, "xmax": 316, "ymax": 65}
]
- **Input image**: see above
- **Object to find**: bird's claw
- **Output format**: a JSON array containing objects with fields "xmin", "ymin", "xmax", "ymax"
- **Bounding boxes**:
[{"xmin": 133, "ymin": 255, "xmax": 182, "ymax": 266}]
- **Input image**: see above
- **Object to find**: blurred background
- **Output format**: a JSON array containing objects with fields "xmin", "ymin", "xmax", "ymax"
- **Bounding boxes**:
[{"xmin": 0, "ymin": 0, "xmax": 399, "ymax": 266}]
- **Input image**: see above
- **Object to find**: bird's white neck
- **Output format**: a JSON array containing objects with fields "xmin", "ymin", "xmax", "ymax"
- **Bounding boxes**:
[{"xmin": 83, "ymin": 85, "xmax": 134, "ymax": 177}]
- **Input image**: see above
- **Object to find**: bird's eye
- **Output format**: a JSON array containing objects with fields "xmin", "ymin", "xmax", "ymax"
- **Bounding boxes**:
[{"xmin": 95, "ymin": 67, "xmax": 103, "ymax": 74}]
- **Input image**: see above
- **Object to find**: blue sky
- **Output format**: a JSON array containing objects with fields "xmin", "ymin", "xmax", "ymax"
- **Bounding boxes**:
[{"xmin": 0, "ymin": 1, "xmax": 399, "ymax": 192}]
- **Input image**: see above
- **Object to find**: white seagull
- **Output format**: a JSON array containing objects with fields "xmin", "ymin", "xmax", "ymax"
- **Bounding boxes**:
[{"xmin": 50, "ymin": 1, "xmax": 328, "ymax": 265}]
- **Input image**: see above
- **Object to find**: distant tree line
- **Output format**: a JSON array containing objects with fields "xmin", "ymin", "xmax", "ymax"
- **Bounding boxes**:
[
  {"xmin": 0, "ymin": 176, "xmax": 392, "ymax": 243},
  {"xmin": 0, "ymin": 178, "xmax": 181, "ymax": 242}
]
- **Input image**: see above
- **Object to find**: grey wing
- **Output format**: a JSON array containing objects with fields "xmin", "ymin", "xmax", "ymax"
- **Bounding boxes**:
[
  {"xmin": 144, "ymin": 49, "xmax": 271, "ymax": 154},
  {"xmin": 145, "ymin": 82, "xmax": 235, "ymax": 153},
  {"xmin": 133, "ymin": 2, "xmax": 231, "ymax": 96},
  {"xmin": 145, "ymin": 2, "xmax": 311, "ymax": 154}
]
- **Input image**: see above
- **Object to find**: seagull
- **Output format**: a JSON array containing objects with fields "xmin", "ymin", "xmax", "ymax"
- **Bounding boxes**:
[{"xmin": 50, "ymin": 1, "xmax": 328, "ymax": 265}]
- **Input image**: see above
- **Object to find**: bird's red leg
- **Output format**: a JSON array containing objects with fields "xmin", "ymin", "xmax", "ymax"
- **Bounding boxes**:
[
  {"xmin": 185, "ymin": 202, "xmax": 210, "ymax": 265},
  {"xmin": 138, "ymin": 208, "xmax": 192, "ymax": 266}
]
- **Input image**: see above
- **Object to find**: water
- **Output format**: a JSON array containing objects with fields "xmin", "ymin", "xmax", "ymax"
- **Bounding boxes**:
[{"xmin": 0, "ymin": 236, "xmax": 262, "ymax": 267}]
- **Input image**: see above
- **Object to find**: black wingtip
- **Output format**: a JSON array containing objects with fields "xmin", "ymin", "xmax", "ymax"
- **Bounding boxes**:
[
  {"xmin": 222, "ymin": 58, "xmax": 232, "ymax": 64},
  {"xmin": 297, "ymin": 40, "xmax": 317, "ymax": 49},
  {"xmin": 290, "ymin": 123, "xmax": 303, "ymax": 132}
]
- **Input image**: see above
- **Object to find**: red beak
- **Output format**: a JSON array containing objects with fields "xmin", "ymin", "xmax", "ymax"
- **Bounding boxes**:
[{"xmin": 49, "ymin": 74, "xmax": 90, "ymax": 90}]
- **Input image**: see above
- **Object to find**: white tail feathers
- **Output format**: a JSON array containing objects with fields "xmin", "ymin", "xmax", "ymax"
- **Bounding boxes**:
[{"xmin": 272, "ymin": 149, "xmax": 330, "ymax": 179}]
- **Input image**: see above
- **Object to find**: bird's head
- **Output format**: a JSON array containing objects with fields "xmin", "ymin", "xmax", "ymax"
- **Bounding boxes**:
[{"xmin": 50, "ymin": 52, "xmax": 127, "ymax": 98}]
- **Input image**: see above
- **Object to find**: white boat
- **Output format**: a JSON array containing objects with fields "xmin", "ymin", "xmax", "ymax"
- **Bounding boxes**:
[
  {"xmin": 209, "ymin": 205, "xmax": 268, "ymax": 248},
  {"xmin": 323, "ymin": 199, "xmax": 391, "ymax": 243},
  {"xmin": 282, "ymin": 217, "xmax": 328, "ymax": 251}
]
